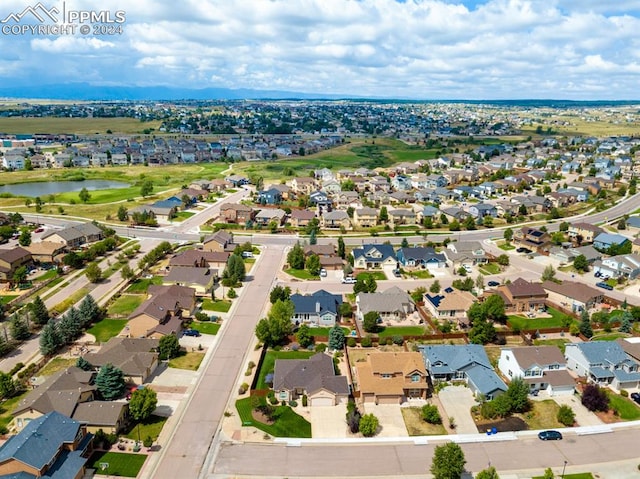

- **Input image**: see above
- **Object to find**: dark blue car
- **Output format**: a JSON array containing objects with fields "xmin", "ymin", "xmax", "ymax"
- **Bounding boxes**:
[{"xmin": 538, "ymin": 430, "xmax": 562, "ymax": 441}]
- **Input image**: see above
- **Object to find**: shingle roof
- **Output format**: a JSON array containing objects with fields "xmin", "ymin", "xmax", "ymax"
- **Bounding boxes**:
[
  {"xmin": 357, "ymin": 287, "xmax": 414, "ymax": 315},
  {"xmin": 165, "ymin": 266, "xmax": 214, "ymax": 287},
  {"xmin": 273, "ymin": 353, "xmax": 349, "ymax": 396},
  {"xmin": 0, "ymin": 247, "xmax": 31, "ymax": 264},
  {"xmin": 83, "ymin": 337, "xmax": 158, "ymax": 377},
  {"xmin": 504, "ymin": 277, "xmax": 547, "ymax": 298},
  {"xmin": 290, "ymin": 290, "xmax": 342, "ymax": 315},
  {"xmin": 356, "ymin": 352, "xmax": 426, "ymax": 396},
  {"xmin": 508, "ymin": 346, "xmax": 566, "ymax": 369},
  {"xmin": 541, "ymin": 280, "xmax": 602, "ymax": 304},
  {"xmin": 72, "ymin": 401, "xmax": 126, "ymax": 426}
]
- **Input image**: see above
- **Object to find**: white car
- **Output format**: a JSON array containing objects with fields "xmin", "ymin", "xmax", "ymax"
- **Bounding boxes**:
[
  {"xmin": 319, "ymin": 268, "xmax": 327, "ymax": 277},
  {"xmin": 342, "ymin": 276, "xmax": 356, "ymax": 284}
]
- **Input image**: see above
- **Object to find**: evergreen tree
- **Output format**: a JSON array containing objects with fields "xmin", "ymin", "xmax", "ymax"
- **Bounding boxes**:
[
  {"xmin": 59, "ymin": 308, "xmax": 82, "ymax": 343},
  {"xmin": 117, "ymin": 205, "xmax": 128, "ymax": 222},
  {"xmin": 337, "ymin": 236, "xmax": 345, "ymax": 259},
  {"xmin": 619, "ymin": 311, "xmax": 633, "ymax": 333},
  {"xmin": 328, "ymin": 324, "xmax": 345, "ymax": 350},
  {"xmin": 309, "ymin": 228, "xmax": 317, "ymax": 245},
  {"xmin": 158, "ymin": 334, "xmax": 181, "ymax": 360},
  {"xmin": 401, "ymin": 237, "xmax": 409, "ymax": 248},
  {"xmin": 305, "ymin": 254, "xmax": 321, "ymax": 276},
  {"xmin": 579, "ymin": 309, "xmax": 593, "ymax": 338},
  {"xmin": 95, "ymin": 363, "xmax": 126, "ymax": 400},
  {"xmin": 30, "ymin": 296, "xmax": 50, "ymax": 326},
  {"xmin": 78, "ymin": 295, "xmax": 101, "ymax": 327},
  {"xmin": 76, "ymin": 356, "xmax": 93, "ymax": 371},
  {"xmin": 287, "ymin": 242, "xmax": 305, "ymax": 270},
  {"xmin": 0, "ymin": 332, "xmax": 9, "ymax": 356},
  {"xmin": 39, "ymin": 320, "xmax": 62, "ymax": 356},
  {"xmin": 0, "ymin": 372, "xmax": 17, "ymax": 400},
  {"xmin": 9, "ymin": 313, "xmax": 30, "ymax": 341}
]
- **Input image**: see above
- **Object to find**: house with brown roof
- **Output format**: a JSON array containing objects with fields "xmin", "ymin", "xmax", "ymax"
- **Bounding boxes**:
[
  {"xmin": 169, "ymin": 249, "xmax": 230, "ymax": 270},
  {"xmin": 25, "ymin": 241, "xmax": 65, "ymax": 264},
  {"xmin": 289, "ymin": 209, "xmax": 316, "ymax": 228},
  {"xmin": 498, "ymin": 346, "xmax": 575, "ymax": 396},
  {"xmin": 12, "ymin": 367, "xmax": 128, "ymax": 434},
  {"xmin": 126, "ymin": 284, "xmax": 196, "ymax": 338},
  {"xmin": 568, "ymin": 222, "xmax": 604, "ymax": 245},
  {"xmin": 220, "ymin": 203, "xmax": 254, "ymax": 224},
  {"xmin": 513, "ymin": 227, "xmax": 552, "ymax": 253},
  {"xmin": 495, "ymin": 278, "xmax": 548, "ymax": 313},
  {"xmin": 355, "ymin": 352, "xmax": 429, "ymax": 404},
  {"xmin": 541, "ymin": 280, "xmax": 603, "ymax": 313},
  {"xmin": 273, "ymin": 353, "xmax": 349, "ymax": 406},
  {"xmin": 164, "ymin": 266, "xmax": 216, "ymax": 295},
  {"xmin": 83, "ymin": 337, "xmax": 159, "ymax": 384},
  {"xmin": 617, "ymin": 338, "xmax": 640, "ymax": 364},
  {"xmin": 423, "ymin": 289, "xmax": 476, "ymax": 328},
  {"xmin": 0, "ymin": 247, "xmax": 32, "ymax": 282},
  {"xmin": 202, "ymin": 230, "xmax": 236, "ymax": 252},
  {"xmin": 353, "ymin": 207, "xmax": 378, "ymax": 228}
]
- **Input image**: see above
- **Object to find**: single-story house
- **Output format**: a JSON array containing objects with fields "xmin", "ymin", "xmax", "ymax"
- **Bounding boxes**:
[
  {"xmin": 356, "ymin": 286, "xmax": 415, "ymax": 322},
  {"xmin": 541, "ymin": 280, "xmax": 603, "ymax": 313},
  {"xmin": 83, "ymin": 337, "xmax": 159, "ymax": 384},
  {"xmin": 423, "ymin": 289, "xmax": 476, "ymax": 328}
]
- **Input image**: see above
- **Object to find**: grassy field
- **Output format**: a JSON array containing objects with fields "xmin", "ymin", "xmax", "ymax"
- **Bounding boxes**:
[
  {"xmin": 201, "ymin": 299, "xmax": 232, "ymax": 313},
  {"xmin": 235, "ymin": 397, "xmax": 312, "ymax": 438},
  {"xmin": 169, "ymin": 351, "xmax": 205, "ymax": 371},
  {"xmin": 126, "ymin": 276, "xmax": 163, "ymax": 294},
  {"xmin": 38, "ymin": 357, "xmax": 76, "ymax": 376},
  {"xmin": 256, "ymin": 350, "xmax": 315, "ymax": 390},
  {"xmin": 191, "ymin": 321, "xmax": 220, "ymax": 335},
  {"xmin": 87, "ymin": 451, "xmax": 147, "ymax": 477},
  {"xmin": 107, "ymin": 294, "xmax": 144, "ymax": 317},
  {"xmin": 0, "ymin": 117, "xmax": 162, "ymax": 135},
  {"xmin": 124, "ymin": 414, "xmax": 167, "ymax": 442},
  {"xmin": 377, "ymin": 325, "xmax": 425, "ymax": 338},
  {"xmin": 606, "ymin": 392, "xmax": 640, "ymax": 420},
  {"xmin": 401, "ymin": 407, "xmax": 447, "ymax": 436},
  {"xmin": 50, "ymin": 287, "xmax": 90, "ymax": 315},
  {"xmin": 87, "ymin": 319, "xmax": 127, "ymax": 343}
]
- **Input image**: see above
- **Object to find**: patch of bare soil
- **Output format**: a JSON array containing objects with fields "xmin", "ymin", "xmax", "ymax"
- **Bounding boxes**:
[{"xmin": 475, "ymin": 416, "xmax": 528, "ymax": 433}]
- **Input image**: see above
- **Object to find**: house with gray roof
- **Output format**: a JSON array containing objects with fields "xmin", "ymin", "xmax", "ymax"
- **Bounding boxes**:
[
  {"xmin": 396, "ymin": 247, "xmax": 446, "ymax": 270},
  {"xmin": 83, "ymin": 337, "xmax": 159, "ymax": 384},
  {"xmin": 164, "ymin": 266, "xmax": 216, "ymax": 295},
  {"xmin": 351, "ymin": 244, "xmax": 397, "ymax": 270},
  {"xmin": 0, "ymin": 411, "xmax": 92, "ymax": 479},
  {"xmin": 420, "ymin": 344, "xmax": 507, "ymax": 400},
  {"xmin": 564, "ymin": 342, "xmax": 640, "ymax": 391},
  {"xmin": 273, "ymin": 353, "xmax": 349, "ymax": 406},
  {"xmin": 593, "ymin": 253, "xmax": 640, "ymax": 280},
  {"xmin": 356, "ymin": 286, "xmax": 415, "ymax": 323},
  {"xmin": 541, "ymin": 280, "xmax": 603, "ymax": 313},
  {"xmin": 290, "ymin": 290, "xmax": 343, "ymax": 327},
  {"xmin": 42, "ymin": 223, "xmax": 103, "ymax": 249}
]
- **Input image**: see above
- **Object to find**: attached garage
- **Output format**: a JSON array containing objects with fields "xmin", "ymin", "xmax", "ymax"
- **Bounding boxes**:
[
  {"xmin": 310, "ymin": 396, "xmax": 334, "ymax": 407},
  {"xmin": 376, "ymin": 395, "xmax": 401, "ymax": 405}
]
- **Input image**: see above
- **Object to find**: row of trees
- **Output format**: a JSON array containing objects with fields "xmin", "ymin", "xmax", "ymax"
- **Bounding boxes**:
[{"xmin": 138, "ymin": 241, "xmax": 173, "ymax": 271}]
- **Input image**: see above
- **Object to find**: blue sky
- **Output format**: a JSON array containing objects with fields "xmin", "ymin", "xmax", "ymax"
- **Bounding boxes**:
[{"xmin": 0, "ymin": 0, "xmax": 639, "ymax": 99}]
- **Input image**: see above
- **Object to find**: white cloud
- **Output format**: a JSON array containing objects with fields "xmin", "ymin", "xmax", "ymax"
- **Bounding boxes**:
[{"xmin": 31, "ymin": 37, "xmax": 115, "ymax": 53}]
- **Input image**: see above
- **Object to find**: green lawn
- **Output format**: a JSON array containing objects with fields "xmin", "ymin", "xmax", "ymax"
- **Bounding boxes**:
[
  {"xmin": 284, "ymin": 268, "xmax": 319, "ymax": 280},
  {"xmin": 32, "ymin": 269, "xmax": 58, "ymax": 282},
  {"xmin": 256, "ymin": 350, "xmax": 315, "ymax": 390},
  {"xmin": 533, "ymin": 474, "xmax": 593, "ymax": 479},
  {"xmin": 235, "ymin": 397, "xmax": 311, "ymax": 438},
  {"xmin": 508, "ymin": 307, "xmax": 574, "ymax": 331},
  {"xmin": 169, "ymin": 351, "xmax": 204, "ymax": 371},
  {"xmin": 498, "ymin": 243, "xmax": 516, "ymax": 251},
  {"xmin": 302, "ymin": 326, "xmax": 350, "ymax": 337},
  {"xmin": 125, "ymin": 276, "xmax": 163, "ymax": 294},
  {"xmin": 404, "ymin": 270, "xmax": 433, "ymax": 279},
  {"xmin": 356, "ymin": 271, "xmax": 387, "ymax": 281},
  {"xmin": 51, "ymin": 287, "xmax": 90, "ymax": 315},
  {"xmin": 201, "ymin": 299, "xmax": 232, "ymax": 312},
  {"xmin": 533, "ymin": 338, "xmax": 571, "ymax": 354},
  {"xmin": 191, "ymin": 321, "xmax": 220, "ymax": 335},
  {"xmin": 0, "ymin": 391, "xmax": 28, "ymax": 431},
  {"xmin": 87, "ymin": 451, "xmax": 147, "ymax": 477},
  {"xmin": 377, "ymin": 325, "xmax": 425, "ymax": 338},
  {"xmin": 87, "ymin": 319, "xmax": 128, "ymax": 343},
  {"xmin": 107, "ymin": 294, "xmax": 144, "ymax": 317},
  {"xmin": 38, "ymin": 357, "xmax": 76, "ymax": 376},
  {"xmin": 606, "ymin": 392, "xmax": 640, "ymax": 420},
  {"xmin": 172, "ymin": 211, "xmax": 196, "ymax": 221},
  {"xmin": 0, "ymin": 295, "xmax": 17, "ymax": 305},
  {"xmin": 478, "ymin": 263, "xmax": 501, "ymax": 275},
  {"xmin": 521, "ymin": 400, "xmax": 563, "ymax": 430},
  {"xmin": 592, "ymin": 332, "xmax": 630, "ymax": 341},
  {"xmin": 123, "ymin": 414, "xmax": 167, "ymax": 442}
]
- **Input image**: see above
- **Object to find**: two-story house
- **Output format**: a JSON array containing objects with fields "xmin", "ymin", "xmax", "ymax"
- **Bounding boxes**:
[
  {"xmin": 567, "ymin": 223, "xmax": 604, "ymax": 245},
  {"xmin": 495, "ymin": 277, "xmax": 548, "ymax": 313},
  {"xmin": 564, "ymin": 342, "xmax": 640, "ymax": 391},
  {"xmin": 0, "ymin": 247, "xmax": 32, "ymax": 282},
  {"xmin": 351, "ymin": 244, "xmax": 397, "ymax": 270},
  {"xmin": 513, "ymin": 227, "xmax": 552, "ymax": 253},
  {"xmin": 592, "ymin": 254, "xmax": 640, "ymax": 280},
  {"xmin": 290, "ymin": 290, "xmax": 343, "ymax": 327},
  {"xmin": 353, "ymin": 207, "xmax": 378, "ymax": 228}
]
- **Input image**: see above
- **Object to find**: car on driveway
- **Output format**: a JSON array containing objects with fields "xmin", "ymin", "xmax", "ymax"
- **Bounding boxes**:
[
  {"xmin": 538, "ymin": 430, "xmax": 562, "ymax": 441},
  {"xmin": 342, "ymin": 276, "xmax": 356, "ymax": 284},
  {"xmin": 516, "ymin": 247, "xmax": 532, "ymax": 254},
  {"xmin": 319, "ymin": 268, "xmax": 327, "ymax": 277},
  {"xmin": 487, "ymin": 281, "xmax": 500, "ymax": 287},
  {"xmin": 183, "ymin": 329, "xmax": 201, "ymax": 337},
  {"xmin": 631, "ymin": 392, "xmax": 640, "ymax": 404}
]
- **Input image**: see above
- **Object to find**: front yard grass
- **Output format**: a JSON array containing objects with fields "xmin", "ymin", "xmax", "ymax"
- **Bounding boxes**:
[
  {"xmin": 377, "ymin": 325, "xmax": 425, "ymax": 338},
  {"xmin": 498, "ymin": 243, "xmax": 516, "ymax": 251},
  {"xmin": 87, "ymin": 451, "xmax": 147, "ymax": 477},
  {"xmin": 356, "ymin": 271, "xmax": 387, "ymax": 281},
  {"xmin": 201, "ymin": 298, "xmax": 232, "ymax": 313},
  {"xmin": 123, "ymin": 414, "xmax": 167, "ymax": 442},
  {"xmin": 169, "ymin": 351, "xmax": 205, "ymax": 371},
  {"xmin": 38, "ymin": 357, "xmax": 76, "ymax": 376},
  {"xmin": 0, "ymin": 295, "xmax": 17, "ymax": 305},
  {"xmin": 87, "ymin": 319, "xmax": 128, "ymax": 343},
  {"xmin": 533, "ymin": 338, "xmax": 571, "ymax": 354},
  {"xmin": 302, "ymin": 326, "xmax": 350, "ymax": 337},
  {"xmin": 125, "ymin": 276, "xmax": 162, "ymax": 294},
  {"xmin": 519, "ymin": 400, "xmax": 564, "ymax": 430},
  {"xmin": 478, "ymin": 263, "xmax": 501, "ymax": 275},
  {"xmin": 191, "ymin": 321, "xmax": 220, "ymax": 335},
  {"xmin": 606, "ymin": 392, "xmax": 640, "ymax": 420},
  {"xmin": 171, "ymin": 211, "xmax": 195, "ymax": 221},
  {"xmin": 256, "ymin": 350, "xmax": 315, "ymax": 390},
  {"xmin": 283, "ymin": 268, "xmax": 319, "ymax": 280},
  {"xmin": 235, "ymin": 397, "xmax": 312, "ymax": 438},
  {"xmin": 32, "ymin": 269, "xmax": 58, "ymax": 282},
  {"xmin": 401, "ymin": 407, "xmax": 447, "ymax": 436},
  {"xmin": 107, "ymin": 294, "xmax": 144, "ymax": 317},
  {"xmin": 404, "ymin": 270, "xmax": 433, "ymax": 279}
]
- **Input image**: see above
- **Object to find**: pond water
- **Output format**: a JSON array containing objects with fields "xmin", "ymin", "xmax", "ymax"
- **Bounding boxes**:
[{"xmin": 0, "ymin": 180, "xmax": 130, "ymax": 197}]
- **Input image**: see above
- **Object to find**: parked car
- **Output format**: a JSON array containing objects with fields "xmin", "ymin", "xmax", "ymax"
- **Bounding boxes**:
[
  {"xmin": 538, "ymin": 430, "xmax": 562, "ymax": 441},
  {"xmin": 630, "ymin": 392, "xmax": 640, "ymax": 404},
  {"xmin": 241, "ymin": 251, "xmax": 253, "ymax": 258},
  {"xmin": 487, "ymin": 281, "xmax": 500, "ymax": 287},
  {"xmin": 34, "ymin": 227, "xmax": 44, "ymax": 233},
  {"xmin": 342, "ymin": 276, "xmax": 356, "ymax": 284},
  {"xmin": 595, "ymin": 282, "xmax": 613, "ymax": 291},
  {"xmin": 516, "ymin": 247, "xmax": 532, "ymax": 254},
  {"xmin": 319, "ymin": 268, "xmax": 327, "ymax": 277},
  {"xmin": 183, "ymin": 329, "xmax": 201, "ymax": 337},
  {"xmin": 392, "ymin": 269, "xmax": 402, "ymax": 277}
]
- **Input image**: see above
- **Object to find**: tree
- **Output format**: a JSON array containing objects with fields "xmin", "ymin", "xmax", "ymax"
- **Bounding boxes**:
[
  {"xmin": 85, "ymin": 262, "xmax": 102, "ymax": 283},
  {"xmin": 503, "ymin": 228, "xmax": 513, "ymax": 243},
  {"xmin": 328, "ymin": 324, "xmax": 345, "ymax": 350},
  {"xmin": 581, "ymin": 384, "xmax": 609, "ymax": 412},
  {"xmin": 95, "ymin": 363, "xmax": 126, "ymax": 400},
  {"xmin": 410, "ymin": 286, "xmax": 427, "ymax": 304},
  {"xmin": 39, "ymin": 320, "xmax": 62, "ymax": 356},
  {"xmin": 10, "ymin": 313, "xmax": 30, "ymax": 341},
  {"xmin": 542, "ymin": 468, "xmax": 555, "ymax": 479},
  {"xmin": 579, "ymin": 309, "xmax": 593, "ymax": 338},
  {"xmin": 78, "ymin": 187, "xmax": 91, "ymax": 203},
  {"xmin": 78, "ymin": 294, "xmax": 101, "ymax": 327},
  {"xmin": 25, "ymin": 198, "xmax": 32, "ymax": 208},
  {"xmin": 468, "ymin": 317, "xmax": 496, "ymax": 345},
  {"xmin": 30, "ymin": 296, "xmax": 50, "ymax": 326},
  {"xmin": 255, "ymin": 299, "xmax": 294, "ymax": 347},
  {"xmin": 309, "ymin": 228, "xmax": 317, "ymax": 245},
  {"xmin": 222, "ymin": 254, "xmax": 246, "ymax": 285},
  {"xmin": 305, "ymin": 254, "xmax": 321, "ymax": 276},
  {"xmin": 573, "ymin": 254, "xmax": 589, "ymax": 273},
  {"xmin": 363, "ymin": 311, "xmax": 379, "ymax": 333},
  {"xmin": 557, "ymin": 404, "xmax": 575, "ymax": 426},
  {"xmin": 476, "ymin": 466, "xmax": 500, "ymax": 479},
  {"xmin": 401, "ymin": 237, "xmax": 409, "ymax": 248},
  {"xmin": 421, "ymin": 404, "xmax": 442, "ymax": 424},
  {"xmin": 296, "ymin": 324, "xmax": 313, "ymax": 348},
  {"xmin": 430, "ymin": 280, "xmax": 441, "ymax": 294},
  {"xmin": 496, "ymin": 254, "xmax": 509, "ymax": 266},
  {"xmin": 0, "ymin": 371, "xmax": 17, "ymax": 400},
  {"xmin": 358, "ymin": 413, "xmax": 379, "ymax": 437},
  {"xmin": 483, "ymin": 295, "xmax": 507, "ymax": 323},
  {"xmin": 541, "ymin": 264, "xmax": 556, "ymax": 282},
  {"xmin": 76, "ymin": 356, "xmax": 93, "ymax": 371},
  {"xmin": 120, "ymin": 264, "xmax": 135, "ymax": 282},
  {"xmin": 140, "ymin": 180, "xmax": 154, "ymax": 197},
  {"xmin": 619, "ymin": 311, "xmax": 633, "ymax": 333},
  {"xmin": 337, "ymin": 236, "xmax": 345, "ymax": 259},
  {"xmin": 430, "ymin": 442, "xmax": 466, "ymax": 479},
  {"xmin": 378, "ymin": 206, "xmax": 388, "ymax": 223},
  {"xmin": 18, "ymin": 228, "xmax": 31, "ymax": 247},
  {"xmin": 287, "ymin": 242, "xmax": 305, "ymax": 270},
  {"xmin": 364, "ymin": 274, "xmax": 377, "ymax": 293},
  {"xmin": 270, "ymin": 285, "xmax": 291, "ymax": 304},
  {"xmin": 117, "ymin": 205, "xmax": 129, "ymax": 222},
  {"xmin": 158, "ymin": 334, "xmax": 181, "ymax": 360},
  {"xmin": 475, "ymin": 274, "xmax": 485, "ymax": 291},
  {"xmin": 129, "ymin": 387, "xmax": 158, "ymax": 424},
  {"xmin": 503, "ymin": 377, "xmax": 530, "ymax": 413},
  {"xmin": 12, "ymin": 266, "xmax": 28, "ymax": 285}
]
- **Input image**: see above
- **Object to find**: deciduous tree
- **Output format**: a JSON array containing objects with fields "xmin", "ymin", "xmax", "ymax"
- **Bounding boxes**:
[
  {"xmin": 430, "ymin": 442, "xmax": 466, "ymax": 479},
  {"xmin": 158, "ymin": 334, "xmax": 181, "ymax": 360}
]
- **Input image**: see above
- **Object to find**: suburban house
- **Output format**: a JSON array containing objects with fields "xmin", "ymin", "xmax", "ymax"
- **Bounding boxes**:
[
  {"xmin": 0, "ymin": 247, "xmax": 32, "ymax": 282},
  {"xmin": 396, "ymin": 247, "xmax": 447, "ymax": 270},
  {"xmin": 356, "ymin": 286, "xmax": 415, "ymax": 322},
  {"xmin": 468, "ymin": 203, "xmax": 498, "ymax": 218},
  {"xmin": 126, "ymin": 284, "xmax": 196, "ymax": 338},
  {"xmin": 564, "ymin": 342, "xmax": 640, "ymax": 391},
  {"xmin": 290, "ymin": 209, "xmax": 316, "ymax": 228},
  {"xmin": 164, "ymin": 266, "xmax": 216, "ymax": 295},
  {"xmin": 25, "ymin": 241, "xmax": 65, "ymax": 265},
  {"xmin": 541, "ymin": 280, "xmax": 603, "ymax": 313},
  {"xmin": 353, "ymin": 207, "xmax": 378, "ymax": 228},
  {"xmin": 321, "ymin": 210, "xmax": 351, "ymax": 229},
  {"xmin": 355, "ymin": 352, "xmax": 429, "ymax": 404},
  {"xmin": 12, "ymin": 367, "xmax": 128, "ymax": 434},
  {"xmin": 273, "ymin": 353, "xmax": 349, "ymax": 406},
  {"xmin": 445, "ymin": 241, "xmax": 487, "ymax": 270},
  {"xmin": 82, "ymin": 337, "xmax": 159, "ymax": 384},
  {"xmin": 254, "ymin": 208, "xmax": 287, "ymax": 226},
  {"xmin": 42, "ymin": 223, "xmax": 103, "ymax": 249},
  {"xmin": 568, "ymin": 222, "xmax": 604, "ymax": 244},
  {"xmin": 420, "ymin": 344, "xmax": 507, "ymax": 400},
  {"xmin": 423, "ymin": 289, "xmax": 476, "ymax": 328},
  {"xmin": 290, "ymin": 176, "xmax": 316, "ymax": 195},
  {"xmin": 593, "ymin": 232, "xmax": 630, "ymax": 251},
  {"xmin": 494, "ymin": 278, "xmax": 548, "ymax": 313},
  {"xmin": 303, "ymin": 244, "xmax": 343, "ymax": 270},
  {"xmin": 351, "ymin": 244, "xmax": 397, "ymax": 270},
  {"xmin": 0, "ymin": 411, "xmax": 93, "ymax": 479},
  {"xmin": 592, "ymin": 254, "xmax": 640, "ymax": 280},
  {"xmin": 220, "ymin": 204, "xmax": 254, "ymax": 224},
  {"xmin": 169, "ymin": 249, "xmax": 230, "ymax": 270},
  {"xmin": 498, "ymin": 346, "xmax": 575, "ymax": 396},
  {"xmin": 513, "ymin": 227, "xmax": 552, "ymax": 253},
  {"xmin": 257, "ymin": 187, "xmax": 283, "ymax": 205},
  {"xmin": 388, "ymin": 209, "xmax": 418, "ymax": 225},
  {"xmin": 202, "ymin": 230, "xmax": 236, "ymax": 253},
  {"xmin": 290, "ymin": 290, "xmax": 343, "ymax": 327},
  {"xmin": 617, "ymin": 338, "xmax": 640, "ymax": 364}
]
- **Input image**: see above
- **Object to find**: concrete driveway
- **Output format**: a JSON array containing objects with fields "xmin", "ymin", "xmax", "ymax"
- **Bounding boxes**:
[
  {"xmin": 438, "ymin": 385, "xmax": 479, "ymax": 434},
  {"xmin": 552, "ymin": 394, "xmax": 603, "ymax": 427},
  {"xmin": 362, "ymin": 404, "xmax": 408, "ymax": 437},
  {"xmin": 308, "ymin": 405, "xmax": 348, "ymax": 438}
]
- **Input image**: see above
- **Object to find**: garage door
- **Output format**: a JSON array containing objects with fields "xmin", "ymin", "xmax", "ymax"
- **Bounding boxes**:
[
  {"xmin": 377, "ymin": 396, "xmax": 400, "ymax": 405},
  {"xmin": 310, "ymin": 397, "xmax": 334, "ymax": 407}
]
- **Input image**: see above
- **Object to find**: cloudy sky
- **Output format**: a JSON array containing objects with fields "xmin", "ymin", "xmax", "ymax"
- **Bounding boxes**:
[{"xmin": 0, "ymin": 0, "xmax": 639, "ymax": 99}]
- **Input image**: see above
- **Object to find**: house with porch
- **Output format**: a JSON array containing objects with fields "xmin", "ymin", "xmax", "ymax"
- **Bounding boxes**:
[
  {"xmin": 423, "ymin": 289, "xmax": 476, "ymax": 328},
  {"xmin": 290, "ymin": 290, "xmax": 343, "ymax": 327},
  {"xmin": 494, "ymin": 278, "xmax": 548, "ymax": 313},
  {"xmin": 356, "ymin": 286, "xmax": 415, "ymax": 322},
  {"xmin": 396, "ymin": 247, "xmax": 447, "ymax": 270},
  {"xmin": 351, "ymin": 244, "xmax": 397, "ymax": 270}
]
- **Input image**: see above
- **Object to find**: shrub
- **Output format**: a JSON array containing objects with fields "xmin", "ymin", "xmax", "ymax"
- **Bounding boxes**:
[
  {"xmin": 238, "ymin": 383, "xmax": 249, "ymax": 395},
  {"xmin": 359, "ymin": 413, "xmax": 379, "ymax": 437},
  {"xmin": 557, "ymin": 404, "xmax": 576, "ymax": 426},
  {"xmin": 385, "ymin": 337, "xmax": 393, "ymax": 345},
  {"xmin": 347, "ymin": 337, "xmax": 357, "ymax": 347},
  {"xmin": 620, "ymin": 389, "xmax": 629, "ymax": 398},
  {"xmin": 582, "ymin": 384, "xmax": 609, "ymax": 412},
  {"xmin": 480, "ymin": 401, "xmax": 499, "ymax": 420},
  {"xmin": 302, "ymin": 395, "xmax": 308, "ymax": 407},
  {"xmin": 143, "ymin": 435, "xmax": 153, "ymax": 448},
  {"xmin": 315, "ymin": 343, "xmax": 327, "ymax": 352},
  {"xmin": 227, "ymin": 287, "xmax": 237, "ymax": 299},
  {"xmin": 346, "ymin": 402, "xmax": 361, "ymax": 434},
  {"xmin": 392, "ymin": 335, "xmax": 404, "ymax": 345},
  {"xmin": 421, "ymin": 404, "xmax": 442, "ymax": 424},
  {"xmin": 288, "ymin": 400, "xmax": 297, "ymax": 407},
  {"xmin": 248, "ymin": 361, "xmax": 256, "ymax": 369},
  {"xmin": 9, "ymin": 362, "xmax": 24, "ymax": 376},
  {"xmin": 195, "ymin": 311, "xmax": 209, "ymax": 322},
  {"xmin": 361, "ymin": 336, "xmax": 373, "ymax": 348}
]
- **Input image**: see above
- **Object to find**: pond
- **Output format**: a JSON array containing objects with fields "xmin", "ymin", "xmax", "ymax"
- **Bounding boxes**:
[{"xmin": 0, "ymin": 180, "xmax": 130, "ymax": 197}]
